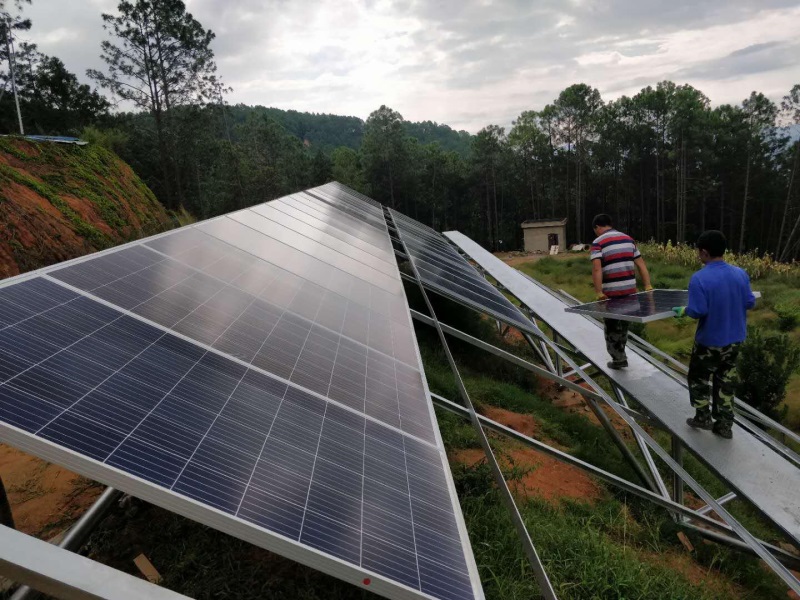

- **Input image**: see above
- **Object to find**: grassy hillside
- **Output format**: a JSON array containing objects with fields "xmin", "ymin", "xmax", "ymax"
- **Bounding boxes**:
[{"xmin": 0, "ymin": 136, "xmax": 176, "ymax": 278}]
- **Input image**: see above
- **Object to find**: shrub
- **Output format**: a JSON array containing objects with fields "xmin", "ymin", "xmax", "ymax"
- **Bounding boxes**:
[
  {"xmin": 735, "ymin": 327, "xmax": 800, "ymax": 421},
  {"xmin": 81, "ymin": 126, "xmax": 130, "ymax": 154},
  {"xmin": 775, "ymin": 302, "xmax": 800, "ymax": 332},
  {"xmin": 639, "ymin": 240, "xmax": 800, "ymax": 280}
]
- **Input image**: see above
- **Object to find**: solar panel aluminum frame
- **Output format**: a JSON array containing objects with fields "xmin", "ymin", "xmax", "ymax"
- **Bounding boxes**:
[
  {"xmin": 0, "ymin": 194, "xmax": 485, "ymax": 600},
  {"xmin": 565, "ymin": 289, "xmax": 762, "ymax": 323},
  {"xmin": 1, "ymin": 523, "xmax": 190, "ymax": 600}
]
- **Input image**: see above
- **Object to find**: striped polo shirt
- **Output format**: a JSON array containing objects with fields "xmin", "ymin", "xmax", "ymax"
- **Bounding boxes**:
[{"xmin": 590, "ymin": 229, "xmax": 641, "ymax": 297}]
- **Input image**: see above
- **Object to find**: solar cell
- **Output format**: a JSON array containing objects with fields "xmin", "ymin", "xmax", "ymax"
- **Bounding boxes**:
[
  {"xmin": 0, "ymin": 184, "xmax": 483, "ymax": 600},
  {"xmin": 0, "ymin": 277, "xmax": 477, "ymax": 599},
  {"xmin": 389, "ymin": 210, "xmax": 537, "ymax": 334},
  {"xmin": 564, "ymin": 289, "xmax": 759, "ymax": 323}
]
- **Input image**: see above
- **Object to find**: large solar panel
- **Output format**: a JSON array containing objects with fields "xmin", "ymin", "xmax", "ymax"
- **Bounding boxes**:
[
  {"xmin": 565, "ymin": 289, "xmax": 760, "ymax": 323},
  {"xmin": 389, "ymin": 210, "xmax": 536, "ymax": 334},
  {"xmin": 0, "ymin": 183, "xmax": 483, "ymax": 600}
]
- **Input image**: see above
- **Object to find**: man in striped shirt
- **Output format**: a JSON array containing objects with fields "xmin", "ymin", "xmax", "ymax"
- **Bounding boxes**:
[{"xmin": 590, "ymin": 214, "xmax": 653, "ymax": 369}]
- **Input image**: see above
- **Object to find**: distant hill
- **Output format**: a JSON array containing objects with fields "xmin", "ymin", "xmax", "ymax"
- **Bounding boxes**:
[
  {"xmin": 240, "ymin": 106, "xmax": 365, "ymax": 153},
  {"xmin": 0, "ymin": 137, "xmax": 173, "ymax": 277},
  {"xmin": 403, "ymin": 120, "xmax": 473, "ymax": 156},
  {"xmin": 228, "ymin": 105, "xmax": 473, "ymax": 156}
]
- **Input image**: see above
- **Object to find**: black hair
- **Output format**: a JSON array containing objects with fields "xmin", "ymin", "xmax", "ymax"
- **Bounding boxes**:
[
  {"xmin": 697, "ymin": 230, "xmax": 727, "ymax": 257},
  {"xmin": 592, "ymin": 214, "xmax": 613, "ymax": 228}
]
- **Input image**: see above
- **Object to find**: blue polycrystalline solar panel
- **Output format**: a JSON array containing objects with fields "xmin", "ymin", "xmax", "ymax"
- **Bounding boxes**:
[
  {"xmin": 565, "ymin": 290, "xmax": 690, "ymax": 323},
  {"xmin": 390, "ymin": 210, "xmax": 535, "ymax": 334},
  {"xmin": 277, "ymin": 192, "xmax": 394, "ymax": 256},
  {"xmin": 324, "ymin": 181, "xmax": 384, "ymax": 210},
  {"xmin": 305, "ymin": 188, "xmax": 388, "ymax": 231},
  {"xmin": 48, "ymin": 229, "xmax": 431, "ymax": 442},
  {"xmin": 264, "ymin": 197, "xmax": 395, "ymax": 263},
  {"xmin": 0, "ymin": 277, "xmax": 477, "ymax": 599},
  {"xmin": 0, "ymin": 183, "xmax": 483, "ymax": 599}
]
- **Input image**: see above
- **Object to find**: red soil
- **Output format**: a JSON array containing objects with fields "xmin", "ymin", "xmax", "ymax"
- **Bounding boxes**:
[
  {"xmin": 452, "ymin": 405, "xmax": 603, "ymax": 505},
  {"xmin": 0, "ymin": 139, "xmax": 170, "ymax": 277},
  {"xmin": 0, "ymin": 445, "xmax": 101, "ymax": 537}
]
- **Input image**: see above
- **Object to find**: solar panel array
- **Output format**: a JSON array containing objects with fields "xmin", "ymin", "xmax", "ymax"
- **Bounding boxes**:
[
  {"xmin": 0, "ymin": 183, "xmax": 482, "ymax": 600},
  {"xmin": 389, "ymin": 210, "xmax": 535, "ymax": 333}
]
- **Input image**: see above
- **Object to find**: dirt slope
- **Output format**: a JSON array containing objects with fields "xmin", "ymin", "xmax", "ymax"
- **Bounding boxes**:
[{"xmin": 0, "ymin": 136, "xmax": 172, "ymax": 277}]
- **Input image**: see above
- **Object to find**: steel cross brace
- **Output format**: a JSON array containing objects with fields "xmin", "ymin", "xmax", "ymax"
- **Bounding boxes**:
[
  {"xmin": 410, "ymin": 308, "xmax": 667, "ymax": 491},
  {"xmin": 429, "ymin": 393, "xmax": 800, "ymax": 570}
]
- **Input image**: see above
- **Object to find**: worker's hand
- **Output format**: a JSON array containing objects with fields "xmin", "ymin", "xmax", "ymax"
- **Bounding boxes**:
[
  {"xmin": 644, "ymin": 285, "xmax": 654, "ymax": 292},
  {"xmin": 672, "ymin": 306, "xmax": 686, "ymax": 318},
  {"xmin": 596, "ymin": 293, "xmax": 608, "ymax": 301}
]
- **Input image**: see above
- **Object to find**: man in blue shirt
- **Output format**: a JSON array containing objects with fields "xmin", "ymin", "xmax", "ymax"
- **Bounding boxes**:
[{"xmin": 672, "ymin": 230, "xmax": 756, "ymax": 439}]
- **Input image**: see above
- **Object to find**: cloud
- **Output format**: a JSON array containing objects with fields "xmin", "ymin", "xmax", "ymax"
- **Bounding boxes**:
[
  {"xmin": 674, "ymin": 41, "xmax": 800, "ymax": 82},
  {"xmin": 13, "ymin": 0, "xmax": 800, "ymax": 132}
]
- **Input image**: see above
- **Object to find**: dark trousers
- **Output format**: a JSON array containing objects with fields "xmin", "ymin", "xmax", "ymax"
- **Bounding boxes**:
[
  {"xmin": 604, "ymin": 319, "xmax": 629, "ymax": 364},
  {"xmin": 687, "ymin": 342, "xmax": 740, "ymax": 425}
]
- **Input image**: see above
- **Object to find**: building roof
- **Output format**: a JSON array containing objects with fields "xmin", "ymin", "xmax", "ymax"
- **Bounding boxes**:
[{"xmin": 521, "ymin": 218, "xmax": 568, "ymax": 229}]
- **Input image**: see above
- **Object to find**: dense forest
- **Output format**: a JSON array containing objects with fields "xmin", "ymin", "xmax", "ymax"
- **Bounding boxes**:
[{"xmin": 2, "ymin": 0, "xmax": 800, "ymax": 259}]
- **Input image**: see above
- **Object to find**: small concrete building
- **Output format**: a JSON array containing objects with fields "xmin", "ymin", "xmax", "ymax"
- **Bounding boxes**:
[{"xmin": 521, "ymin": 218, "xmax": 568, "ymax": 253}]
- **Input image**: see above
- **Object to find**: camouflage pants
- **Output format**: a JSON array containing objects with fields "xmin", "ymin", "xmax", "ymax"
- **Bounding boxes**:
[
  {"xmin": 604, "ymin": 319, "xmax": 630, "ymax": 363},
  {"xmin": 687, "ymin": 342, "xmax": 740, "ymax": 425}
]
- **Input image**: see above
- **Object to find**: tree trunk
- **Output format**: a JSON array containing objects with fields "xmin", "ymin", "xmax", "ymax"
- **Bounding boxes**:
[
  {"xmin": 388, "ymin": 161, "xmax": 395, "ymax": 208},
  {"xmin": 740, "ymin": 151, "xmax": 751, "ymax": 252},
  {"xmin": 153, "ymin": 109, "xmax": 175, "ymax": 209},
  {"xmin": 780, "ymin": 204, "xmax": 800, "ymax": 262},
  {"xmin": 682, "ymin": 138, "xmax": 687, "ymax": 243},
  {"xmin": 676, "ymin": 159, "xmax": 680, "ymax": 243},
  {"xmin": 776, "ymin": 141, "xmax": 799, "ymax": 257},
  {"xmin": 655, "ymin": 144, "xmax": 661, "ymax": 241},
  {"xmin": 485, "ymin": 174, "xmax": 492, "ymax": 248},
  {"xmin": 640, "ymin": 159, "xmax": 645, "ymax": 239},
  {"xmin": 576, "ymin": 145, "xmax": 581, "ymax": 241},
  {"xmin": 701, "ymin": 192, "xmax": 706, "ymax": 233},
  {"xmin": 430, "ymin": 160, "xmax": 436, "ymax": 228}
]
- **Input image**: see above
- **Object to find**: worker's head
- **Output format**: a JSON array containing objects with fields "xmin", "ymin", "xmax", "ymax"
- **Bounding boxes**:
[
  {"xmin": 696, "ymin": 230, "xmax": 726, "ymax": 264},
  {"xmin": 591, "ymin": 214, "xmax": 613, "ymax": 236}
]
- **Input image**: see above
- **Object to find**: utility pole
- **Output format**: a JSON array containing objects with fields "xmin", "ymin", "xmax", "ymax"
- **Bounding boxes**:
[{"xmin": 4, "ymin": 16, "xmax": 24, "ymax": 135}]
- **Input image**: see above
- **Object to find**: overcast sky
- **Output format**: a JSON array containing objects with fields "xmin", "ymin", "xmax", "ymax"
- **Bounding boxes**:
[{"xmin": 15, "ymin": 0, "xmax": 800, "ymax": 132}]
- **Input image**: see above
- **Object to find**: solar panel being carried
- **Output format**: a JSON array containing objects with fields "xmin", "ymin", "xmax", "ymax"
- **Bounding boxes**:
[
  {"xmin": 0, "ymin": 183, "xmax": 483, "ymax": 600},
  {"xmin": 565, "ymin": 289, "xmax": 761, "ymax": 323},
  {"xmin": 389, "ymin": 209, "xmax": 536, "ymax": 335},
  {"xmin": 566, "ymin": 289, "xmax": 681, "ymax": 323}
]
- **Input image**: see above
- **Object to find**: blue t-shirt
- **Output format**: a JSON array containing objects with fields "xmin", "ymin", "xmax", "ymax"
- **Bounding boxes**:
[{"xmin": 686, "ymin": 261, "xmax": 756, "ymax": 348}]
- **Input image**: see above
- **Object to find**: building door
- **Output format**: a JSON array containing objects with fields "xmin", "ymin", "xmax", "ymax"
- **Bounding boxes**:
[{"xmin": 548, "ymin": 233, "xmax": 559, "ymax": 248}]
